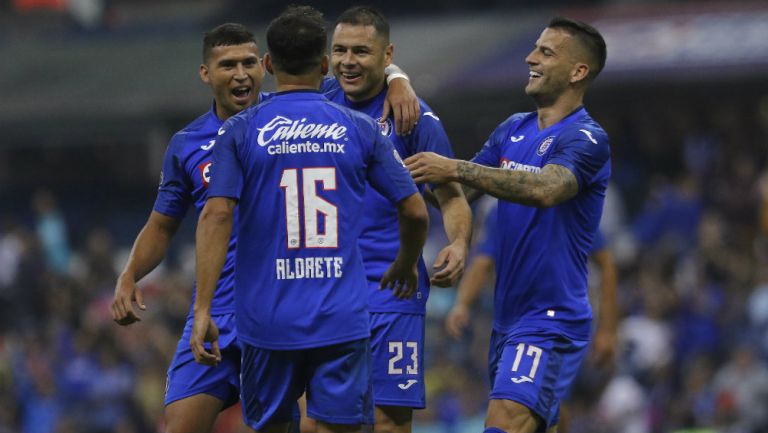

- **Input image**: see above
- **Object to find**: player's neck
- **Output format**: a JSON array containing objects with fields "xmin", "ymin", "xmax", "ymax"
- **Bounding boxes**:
[
  {"xmin": 276, "ymin": 84, "xmax": 319, "ymax": 92},
  {"xmin": 274, "ymin": 71, "xmax": 323, "ymax": 93},
  {"xmin": 215, "ymin": 105, "xmax": 235, "ymax": 121},
  {"xmin": 345, "ymin": 80, "xmax": 386, "ymax": 104},
  {"xmin": 536, "ymin": 93, "xmax": 584, "ymax": 130}
]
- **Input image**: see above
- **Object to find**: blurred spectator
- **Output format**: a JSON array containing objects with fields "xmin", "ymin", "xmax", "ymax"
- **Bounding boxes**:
[
  {"xmin": 712, "ymin": 345, "xmax": 768, "ymax": 433},
  {"xmin": 631, "ymin": 175, "xmax": 702, "ymax": 257},
  {"xmin": 595, "ymin": 374, "xmax": 648, "ymax": 433},
  {"xmin": 32, "ymin": 190, "xmax": 71, "ymax": 275}
]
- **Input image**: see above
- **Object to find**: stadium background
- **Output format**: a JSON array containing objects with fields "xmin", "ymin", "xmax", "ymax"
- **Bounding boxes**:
[{"xmin": 2, "ymin": 0, "xmax": 768, "ymax": 432}]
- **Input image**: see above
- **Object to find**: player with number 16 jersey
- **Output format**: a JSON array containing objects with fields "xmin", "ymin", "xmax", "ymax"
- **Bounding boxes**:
[
  {"xmin": 194, "ymin": 8, "xmax": 428, "ymax": 431},
  {"xmin": 210, "ymin": 90, "xmax": 419, "ymax": 349}
]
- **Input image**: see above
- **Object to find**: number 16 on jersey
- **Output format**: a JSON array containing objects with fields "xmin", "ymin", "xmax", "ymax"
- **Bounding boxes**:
[{"xmin": 280, "ymin": 167, "xmax": 338, "ymax": 249}]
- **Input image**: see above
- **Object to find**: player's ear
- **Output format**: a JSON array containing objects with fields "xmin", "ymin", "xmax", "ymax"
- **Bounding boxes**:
[
  {"xmin": 384, "ymin": 43, "xmax": 393, "ymax": 67},
  {"xmin": 320, "ymin": 55, "xmax": 329, "ymax": 76},
  {"xmin": 570, "ymin": 62, "xmax": 590, "ymax": 84},
  {"xmin": 257, "ymin": 57, "xmax": 266, "ymax": 80},
  {"xmin": 199, "ymin": 63, "xmax": 211, "ymax": 84},
  {"xmin": 264, "ymin": 53, "xmax": 275, "ymax": 75}
]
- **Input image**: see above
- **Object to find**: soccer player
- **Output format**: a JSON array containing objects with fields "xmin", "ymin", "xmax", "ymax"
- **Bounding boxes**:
[
  {"xmin": 191, "ymin": 6, "xmax": 428, "ymax": 433},
  {"xmin": 302, "ymin": 7, "xmax": 471, "ymax": 433},
  {"xmin": 444, "ymin": 204, "xmax": 618, "ymax": 433},
  {"xmin": 405, "ymin": 17, "xmax": 610, "ymax": 433},
  {"xmin": 446, "ymin": 204, "xmax": 617, "ymax": 367},
  {"xmin": 111, "ymin": 24, "xmax": 263, "ymax": 433},
  {"xmin": 110, "ymin": 22, "xmax": 421, "ymax": 433}
]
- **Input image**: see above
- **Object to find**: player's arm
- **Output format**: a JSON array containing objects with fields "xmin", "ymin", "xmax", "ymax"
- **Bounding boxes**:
[
  {"xmin": 383, "ymin": 64, "xmax": 420, "ymax": 136},
  {"xmin": 445, "ymin": 253, "xmax": 495, "ymax": 339},
  {"xmin": 455, "ymin": 161, "xmax": 577, "ymax": 207},
  {"xmin": 190, "ymin": 196, "xmax": 234, "ymax": 366},
  {"xmin": 430, "ymin": 183, "xmax": 472, "ymax": 287},
  {"xmin": 406, "ymin": 152, "xmax": 578, "ymax": 208},
  {"xmin": 112, "ymin": 211, "xmax": 182, "ymax": 325},
  {"xmin": 589, "ymin": 246, "xmax": 619, "ymax": 367},
  {"xmin": 423, "ymin": 184, "xmax": 483, "ymax": 207},
  {"xmin": 461, "ymin": 185, "xmax": 485, "ymax": 204},
  {"xmin": 381, "ymin": 192, "xmax": 429, "ymax": 299}
]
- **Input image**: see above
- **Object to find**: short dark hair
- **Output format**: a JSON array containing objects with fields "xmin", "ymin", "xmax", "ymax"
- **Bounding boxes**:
[
  {"xmin": 202, "ymin": 23, "xmax": 257, "ymax": 63},
  {"xmin": 548, "ymin": 16, "xmax": 607, "ymax": 81},
  {"xmin": 266, "ymin": 5, "xmax": 327, "ymax": 75},
  {"xmin": 335, "ymin": 6, "xmax": 390, "ymax": 43}
]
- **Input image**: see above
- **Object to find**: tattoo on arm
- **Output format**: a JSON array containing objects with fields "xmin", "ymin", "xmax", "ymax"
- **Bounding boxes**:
[
  {"xmin": 456, "ymin": 161, "xmax": 578, "ymax": 207},
  {"xmin": 542, "ymin": 164, "xmax": 578, "ymax": 204}
]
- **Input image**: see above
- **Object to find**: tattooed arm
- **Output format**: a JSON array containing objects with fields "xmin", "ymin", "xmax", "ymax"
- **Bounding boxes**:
[
  {"xmin": 405, "ymin": 151, "xmax": 578, "ymax": 208},
  {"xmin": 456, "ymin": 161, "xmax": 578, "ymax": 207}
]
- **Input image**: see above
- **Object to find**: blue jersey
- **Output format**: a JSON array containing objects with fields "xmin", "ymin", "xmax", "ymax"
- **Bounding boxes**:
[
  {"xmin": 208, "ymin": 90, "xmax": 418, "ymax": 350},
  {"xmin": 154, "ymin": 103, "xmax": 244, "ymax": 316},
  {"xmin": 324, "ymin": 83, "xmax": 454, "ymax": 314},
  {"xmin": 472, "ymin": 107, "xmax": 611, "ymax": 339},
  {"xmin": 478, "ymin": 201, "xmax": 607, "ymax": 259}
]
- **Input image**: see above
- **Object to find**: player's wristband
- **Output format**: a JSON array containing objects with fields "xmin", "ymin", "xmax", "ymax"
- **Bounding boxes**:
[{"xmin": 386, "ymin": 72, "xmax": 409, "ymax": 85}]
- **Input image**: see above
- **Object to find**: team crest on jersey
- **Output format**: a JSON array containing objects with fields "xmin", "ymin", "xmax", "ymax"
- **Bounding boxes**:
[
  {"xmin": 537, "ymin": 136, "xmax": 555, "ymax": 156},
  {"xmin": 198, "ymin": 162, "xmax": 212, "ymax": 187},
  {"xmin": 377, "ymin": 117, "xmax": 393, "ymax": 137},
  {"xmin": 158, "ymin": 171, "xmax": 164, "ymax": 188}
]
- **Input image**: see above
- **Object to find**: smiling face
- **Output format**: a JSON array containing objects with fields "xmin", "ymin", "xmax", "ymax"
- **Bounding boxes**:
[
  {"xmin": 331, "ymin": 23, "xmax": 392, "ymax": 103},
  {"xmin": 524, "ymin": 27, "xmax": 587, "ymax": 105},
  {"xmin": 199, "ymin": 42, "xmax": 264, "ymax": 120}
]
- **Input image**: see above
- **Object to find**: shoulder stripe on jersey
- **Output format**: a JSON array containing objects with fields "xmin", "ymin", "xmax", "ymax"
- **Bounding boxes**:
[{"xmin": 578, "ymin": 129, "xmax": 597, "ymax": 144}]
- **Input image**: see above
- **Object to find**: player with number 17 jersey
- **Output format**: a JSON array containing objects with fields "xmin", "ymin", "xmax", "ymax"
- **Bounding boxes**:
[
  {"xmin": 473, "ymin": 107, "xmax": 610, "ymax": 426},
  {"xmin": 208, "ymin": 89, "xmax": 418, "ymax": 350}
]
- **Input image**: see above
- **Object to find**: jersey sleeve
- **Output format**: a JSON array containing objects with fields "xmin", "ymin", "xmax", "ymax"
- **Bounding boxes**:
[
  {"xmin": 546, "ymin": 127, "xmax": 611, "ymax": 191},
  {"xmin": 410, "ymin": 109, "xmax": 454, "ymax": 158},
  {"xmin": 153, "ymin": 134, "xmax": 192, "ymax": 219},
  {"xmin": 364, "ymin": 118, "xmax": 419, "ymax": 203},
  {"xmin": 320, "ymin": 76, "xmax": 340, "ymax": 95},
  {"xmin": 208, "ymin": 114, "xmax": 247, "ymax": 200},
  {"xmin": 408, "ymin": 108, "xmax": 455, "ymax": 191},
  {"xmin": 590, "ymin": 229, "xmax": 607, "ymax": 254},
  {"xmin": 470, "ymin": 134, "xmax": 500, "ymax": 167},
  {"xmin": 471, "ymin": 113, "xmax": 528, "ymax": 167},
  {"xmin": 476, "ymin": 205, "xmax": 497, "ymax": 259}
]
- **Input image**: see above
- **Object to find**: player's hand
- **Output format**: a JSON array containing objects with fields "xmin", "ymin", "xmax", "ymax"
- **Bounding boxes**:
[
  {"xmin": 190, "ymin": 314, "xmax": 221, "ymax": 366},
  {"xmin": 431, "ymin": 241, "xmax": 467, "ymax": 287},
  {"xmin": 111, "ymin": 275, "xmax": 146, "ymax": 326},
  {"xmin": 380, "ymin": 259, "xmax": 419, "ymax": 299},
  {"xmin": 382, "ymin": 76, "xmax": 420, "ymax": 136},
  {"xmin": 445, "ymin": 304, "xmax": 471, "ymax": 339},
  {"xmin": 405, "ymin": 152, "xmax": 459, "ymax": 185},
  {"xmin": 589, "ymin": 327, "xmax": 617, "ymax": 369}
]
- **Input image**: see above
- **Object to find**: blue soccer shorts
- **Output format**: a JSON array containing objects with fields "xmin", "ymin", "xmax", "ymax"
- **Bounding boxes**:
[
  {"xmin": 488, "ymin": 327, "xmax": 589, "ymax": 430},
  {"xmin": 240, "ymin": 338, "xmax": 374, "ymax": 431},
  {"xmin": 369, "ymin": 312, "xmax": 426, "ymax": 409},
  {"xmin": 164, "ymin": 313, "xmax": 241, "ymax": 408}
]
